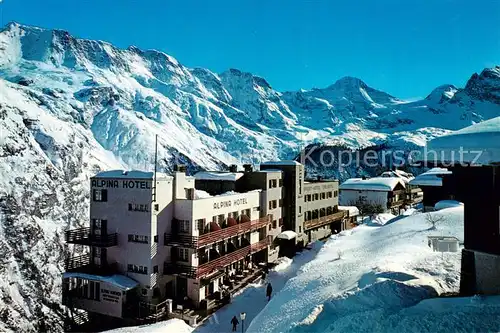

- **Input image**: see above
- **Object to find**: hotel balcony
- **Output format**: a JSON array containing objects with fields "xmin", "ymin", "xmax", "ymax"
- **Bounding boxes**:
[
  {"xmin": 304, "ymin": 211, "xmax": 346, "ymax": 231},
  {"xmin": 164, "ymin": 215, "xmax": 271, "ymax": 249},
  {"xmin": 65, "ymin": 227, "xmax": 118, "ymax": 247},
  {"xmin": 164, "ymin": 237, "xmax": 271, "ymax": 279},
  {"xmin": 64, "ymin": 254, "xmax": 119, "ymax": 276}
]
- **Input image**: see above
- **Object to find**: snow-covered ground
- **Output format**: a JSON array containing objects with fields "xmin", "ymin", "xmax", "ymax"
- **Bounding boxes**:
[
  {"xmin": 244, "ymin": 207, "xmax": 498, "ymax": 333},
  {"xmin": 194, "ymin": 245, "xmax": 323, "ymax": 333}
]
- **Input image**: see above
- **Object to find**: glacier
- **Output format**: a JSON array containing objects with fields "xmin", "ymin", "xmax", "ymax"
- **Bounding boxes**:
[{"xmin": 0, "ymin": 21, "xmax": 499, "ymax": 332}]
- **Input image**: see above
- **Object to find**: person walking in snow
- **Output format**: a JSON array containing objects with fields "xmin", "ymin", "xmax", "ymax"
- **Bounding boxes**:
[
  {"xmin": 231, "ymin": 315, "xmax": 239, "ymax": 331},
  {"xmin": 266, "ymin": 282, "xmax": 273, "ymax": 301}
]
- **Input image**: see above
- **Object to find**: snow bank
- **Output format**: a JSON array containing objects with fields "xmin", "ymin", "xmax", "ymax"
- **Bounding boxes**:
[
  {"xmin": 434, "ymin": 200, "xmax": 464, "ymax": 211},
  {"xmin": 248, "ymin": 207, "xmax": 465, "ymax": 333},
  {"xmin": 272, "ymin": 257, "xmax": 293, "ymax": 273},
  {"xmin": 340, "ymin": 177, "xmax": 405, "ymax": 191},
  {"xmin": 105, "ymin": 319, "xmax": 193, "ymax": 333},
  {"xmin": 368, "ymin": 213, "xmax": 397, "ymax": 226}
]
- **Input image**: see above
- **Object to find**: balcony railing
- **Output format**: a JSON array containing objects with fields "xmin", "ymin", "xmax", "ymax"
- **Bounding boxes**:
[
  {"xmin": 164, "ymin": 237, "xmax": 271, "ymax": 279},
  {"xmin": 388, "ymin": 199, "xmax": 406, "ymax": 208},
  {"xmin": 164, "ymin": 234, "xmax": 198, "ymax": 248},
  {"xmin": 64, "ymin": 254, "xmax": 118, "ymax": 276},
  {"xmin": 164, "ymin": 216, "xmax": 271, "ymax": 249},
  {"xmin": 65, "ymin": 227, "xmax": 118, "ymax": 247},
  {"xmin": 304, "ymin": 211, "xmax": 346, "ymax": 231}
]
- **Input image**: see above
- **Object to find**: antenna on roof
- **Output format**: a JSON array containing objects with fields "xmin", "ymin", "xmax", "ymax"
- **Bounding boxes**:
[{"xmin": 153, "ymin": 134, "xmax": 158, "ymax": 202}]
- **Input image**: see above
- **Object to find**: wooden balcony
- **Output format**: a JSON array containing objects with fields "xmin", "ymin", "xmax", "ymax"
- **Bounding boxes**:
[
  {"xmin": 389, "ymin": 199, "xmax": 406, "ymax": 208},
  {"xmin": 164, "ymin": 216, "xmax": 271, "ymax": 249},
  {"xmin": 64, "ymin": 254, "xmax": 118, "ymax": 276},
  {"xmin": 65, "ymin": 227, "xmax": 118, "ymax": 247},
  {"xmin": 164, "ymin": 237, "xmax": 271, "ymax": 279},
  {"xmin": 304, "ymin": 211, "xmax": 346, "ymax": 231}
]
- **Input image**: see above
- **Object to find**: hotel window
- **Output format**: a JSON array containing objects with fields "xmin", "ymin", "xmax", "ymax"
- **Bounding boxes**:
[
  {"xmin": 92, "ymin": 219, "xmax": 102, "ymax": 229},
  {"xmin": 178, "ymin": 248, "xmax": 189, "ymax": 262},
  {"xmin": 272, "ymin": 179, "xmax": 277, "ymax": 188},
  {"xmin": 328, "ymin": 192, "xmax": 333, "ymax": 198},
  {"xmin": 93, "ymin": 189, "xmax": 107, "ymax": 202},
  {"xmin": 299, "ymin": 206, "xmax": 302, "ymax": 213},
  {"xmin": 128, "ymin": 234, "xmax": 148, "ymax": 243},
  {"xmin": 269, "ymin": 200, "xmax": 277, "ymax": 209},
  {"xmin": 128, "ymin": 203, "xmax": 149, "ymax": 212},
  {"xmin": 314, "ymin": 194, "xmax": 319, "ymax": 201},
  {"xmin": 127, "ymin": 264, "xmax": 148, "ymax": 275},
  {"xmin": 273, "ymin": 220, "xmax": 277, "ymax": 228},
  {"xmin": 196, "ymin": 218, "xmax": 206, "ymax": 231},
  {"xmin": 153, "ymin": 265, "xmax": 159, "ymax": 273},
  {"xmin": 154, "ymin": 204, "xmax": 159, "ymax": 211},
  {"xmin": 299, "ymin": 226, "xmax": 302, "ymax": 233},
  {"xmin": 178, "ymin": 220, "xmax": 190, "ymax": 233}
]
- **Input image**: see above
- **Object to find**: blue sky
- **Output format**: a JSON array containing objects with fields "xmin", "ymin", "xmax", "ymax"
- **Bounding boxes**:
[{"xmin": 1, "ymin": 0, "xmax": 499, "ymax": 98}]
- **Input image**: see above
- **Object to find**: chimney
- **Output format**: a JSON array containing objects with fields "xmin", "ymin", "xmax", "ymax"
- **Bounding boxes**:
[
  {"xmin": 243, "ymin": 164, "xmax": 253, "ymax": 173},
  {"xmin": 361, "ymin": 175, "xmax": 367, "ymax": 180},
  {"xmin": 229, "ymin": 164, "xmax": 238, "ymax": 173}
]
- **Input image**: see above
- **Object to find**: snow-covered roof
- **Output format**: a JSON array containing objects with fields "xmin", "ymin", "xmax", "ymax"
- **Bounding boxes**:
[
  {"xmin": 339, "ymin": 177, "xmax": 405, "ymax": 191},
  {"xmin": 409, "ymin": 168, "xmax": 452, "ymax": 187},
  {"xmin": 338, "ymin": 206, "xmax": 360, "ymax": 217},
  {"xmin": 194, "ymin": 171, "xmax": 244, "ymax": 181},
  {"xmin": 256, "ymin": 169, "xmax": 283, "ymax": 173},
  {"xmin": 94, "ymin": 170, "xmax": 172, "ymax": 180},
  {"xmin": 277, "ymin": 230, "xmax": 297, "ymax": 240},
  {"xmin": 261, "ymin": 160, "xmax": 302, "ymax": 166},
  {"xmin": 380, "ymin": 170, "xmax": 414, "ymax": 184},
  {"xmin": 194, "ymin": 189, "xmax": 212, "ymax": 199},
  {"xmin": 62, "ymin": 273, "xmax": 139, "ymax": 291},
  {"xmin": 427, "ymin": 116, "xmax": 500, "ymax": 166}
]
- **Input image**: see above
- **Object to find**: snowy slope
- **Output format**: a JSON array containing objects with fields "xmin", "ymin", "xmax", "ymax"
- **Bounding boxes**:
[
  {"xmin": 248, "ymin": 208, "xmax": 470, "ymax": 333},
  {"xmin": 0, "ymin": 21, "xmax": 499, "ymax": 332}
]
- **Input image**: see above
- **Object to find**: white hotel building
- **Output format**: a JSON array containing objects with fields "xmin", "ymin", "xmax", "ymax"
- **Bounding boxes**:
[{"xmin": 62, "ymin": 166, "xmax": 271, "ymax": 320}]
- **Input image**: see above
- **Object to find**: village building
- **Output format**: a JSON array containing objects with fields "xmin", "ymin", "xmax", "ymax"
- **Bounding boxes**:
[
  {"xmin": 409, "ymin": 167, "xmax": 453, "ymax": 211},
  {"xmin": 339, "ymin": 177, "xmax": 407, "ymax": 214},
  {"xmin": 380, "ymin": 169, "xmax": 423, "ymax": 207},
  {"xmin": 426, "ymin": 116, "xmax": 500, "ymax": 296}
]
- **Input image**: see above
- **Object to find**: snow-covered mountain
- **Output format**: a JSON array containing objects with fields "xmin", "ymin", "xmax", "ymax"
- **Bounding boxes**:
[{"xmin": 0, "ymin": 22, "xmax": 499, "ymax": 332}]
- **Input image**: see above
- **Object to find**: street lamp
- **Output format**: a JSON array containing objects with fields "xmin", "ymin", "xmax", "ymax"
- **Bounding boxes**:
[{"xmin": 240, "ymin": 312, "xmax": 246, "ymax": 333}]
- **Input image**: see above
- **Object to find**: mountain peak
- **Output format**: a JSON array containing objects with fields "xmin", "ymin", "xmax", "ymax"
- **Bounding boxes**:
[
  {"xmin": 465, "ymin": 66, "xmax": 500, "ymax": 103},
  {"xmin": 327, "ymin": 76, "xmax": 367, "ymax": 90}
]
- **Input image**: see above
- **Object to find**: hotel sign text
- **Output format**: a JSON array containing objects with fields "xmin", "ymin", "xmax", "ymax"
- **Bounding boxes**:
[
  {"xmin": 213, "ymin": 198, "xmax": 248, "ymax": 210},
  {"xmin": 92, "ymin": 179, "xmax": 152, "ymax": 190}
]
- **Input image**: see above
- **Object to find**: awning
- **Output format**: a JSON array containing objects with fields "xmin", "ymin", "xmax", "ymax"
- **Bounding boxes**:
[
  {"xmin": 63, "ymin": 272, "xmax": 139, "ymax": 291},
  {"xmin": 277, "ymin": 230, "xmax": 297, "ymax": 240}
]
